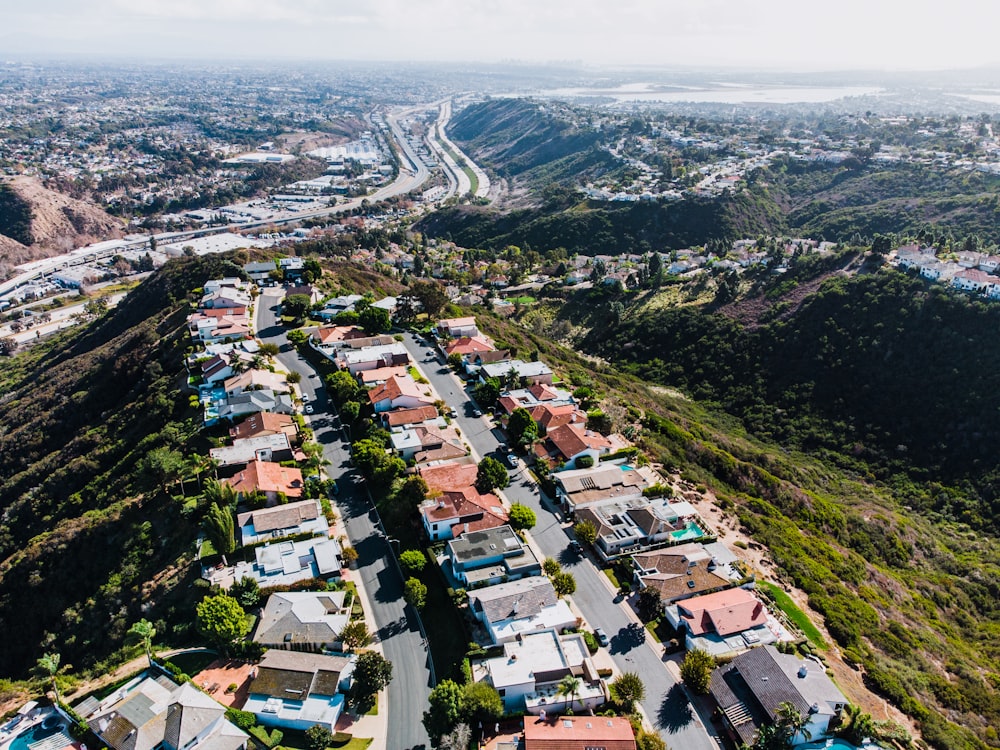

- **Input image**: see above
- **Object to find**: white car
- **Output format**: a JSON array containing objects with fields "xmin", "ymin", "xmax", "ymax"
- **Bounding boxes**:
[{"xmin": 304, "ymin": 404, "xmax": 314, "ymax": 414}]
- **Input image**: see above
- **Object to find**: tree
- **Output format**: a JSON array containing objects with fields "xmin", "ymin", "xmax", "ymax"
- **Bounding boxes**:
[
  {"xmin": 359, "ymin": 305, "xmax": 391, "ymax": 334},
  {"xmin": 203, "ymin": 503, "xmax": 236, "ymax": 555},
  {"xmin": 258, "ymin": 342, "xmax": 280, "ymax": 357},
  {"xmin": 476, "ymin": 456, "xmax": 509, "ymax": 493},
  {"xmin": 34, "ymin": 652, "xmax": 62, "ymax": 704},
  {"xmin": 127, "ymin": 619, "xmax": 157, "ymax": 667},
  {"xmin": 636, "ymin": 730, "xmax": 667, "ymax": 750},
  {"xmin": 341, "ymin": 546, "xmax": 359, "ymax": 566},
  {"xmin": 638, "ymin": 587, "xmax": 662, "ymax": 622},
  {"xmin": 397, "ymin": 475, "xmax": 429, "ymax": 507},
  {"xmin": 409, "ymin": 279, "xmax": 449, "ymax": 318},
  {"xmin": 776, "ymin": 701, "xmax": 812, "ymax": 745},
  {"xmin": 447, "ymin": 352, "xmax": 464, "ymax": 371},
  {"xmin": 573, "ymin": 519, "xmax": 598, "ymax": 546},
  {"xmin": 230, "ymin": 577, "xmax": 261, "ymax": 609},
  {"xmin": 337, "ymin": 620, "xmax": 372, "ymax": 651},
  {"xmin": 305, "ymin": 725, "xmax": 334, "ymax": 750},
  {"xmin": 542, "ymin": 557, "xmax": 561, "ymax": 576},
  {"xmin": 0, "ymin": 337, "xmax": 16, "ymax": 356},
  {"xmin": 423, "ymin": 679, "xmax": 463, "ymax": 741},
  {"xmin": 461, "ymin": 680, "xmax": 503, "ymax": 725},
  {"xmin": 647, "ymin": 251, "xmax": 663, "ymax": 285},
  {"xmin": 404, "ymin": 577, "xmax": 428, "ymax": 609},
  {"xmin": 144, "ymin": 447, "xmax": 186, "ymax": 494},
  {"xmin": 508, "ymin": 503, "xmax": 536, "ymax": 531},
  {"xmin": 680, "ymin": 648, "xmax": 715, "ymax": 694},
  {"xmin": 286, "ymin": 370, "xmax": 302, "ymax": 384},
  {"xmin": 196, "ymin": 594, "xmax": 251, "ymax": 654},
  {"xmin": 399, "ymin": 549, "xmax": 428, "ymax": 577},
  {"xmin": 552, "ymin": 571, "xmax": 576, "ymax": 597},
  {"xmin": 556, "ymin": 674, "xmax": 582, "ymax": 712},
  {"xmin": 349, "ymin": 651, "xmax": 393, "ymax": 713},
  {"xmin": 282, "ymin": 293, "xmax": 312, "ymax": 321},
  {"xmin": 473, "ymin": 378, "xmax": 500, "ymax": 409},
  {"xmin": 507, "ymin": 407, "xmax": 538, "ymax": 448},
  {"xmin": 609, "ymin": 672, "xmax": 646, "ymax": 713},
  {"xmin": 438, "ymin": 723, "xmax": 472, "ymax": 750}
]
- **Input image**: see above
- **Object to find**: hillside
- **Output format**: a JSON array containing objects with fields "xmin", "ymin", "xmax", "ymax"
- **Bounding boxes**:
[
  {"xmin": 494, "ymin": 263, "xmax": 1000, "ymax": 749},
  {"xmin": 0, "ymin": 254, "xmax": 246, "ymax": 679},
  {"xmin": 0, "ymin": 176, "xmax": 124, "ymax": 271}
]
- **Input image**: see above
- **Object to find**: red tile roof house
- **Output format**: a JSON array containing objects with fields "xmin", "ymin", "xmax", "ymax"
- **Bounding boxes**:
[
  {"xmin": 225, "ymin": 460, "xmax": 304, "ymax": 504},
  {"xmin": 444, "ymin": 335, "xmax": 495, "ymax": 357},
  {"xmin": 544, "ymin": 423, "xmax": 613, "ymax": 469},
  {"xmin": 368, "ymin": 373, "xmax": 437, "ymax": 413},
  {"xmin": 420, "ymin": 488, "xmax": 508, "ymax": 542},
  {"xmin": 230, "ymin": 412, "xmax": 299, "ymax": 442},
  {"xmin": 665, "ymin": 587, "xmax": 780, "ymax": 657},
  {"xmin": 379, "ymin": 405, "xmax": 440, "ymax": 429},
  {"xmin": 523, "ymin": 716, "xmax": 636, "ymax": 750}
]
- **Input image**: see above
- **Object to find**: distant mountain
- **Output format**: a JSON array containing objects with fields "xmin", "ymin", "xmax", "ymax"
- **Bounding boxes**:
[{"xmin": 0, "ymin": 176, "xmax": 124, "ymax": 272}]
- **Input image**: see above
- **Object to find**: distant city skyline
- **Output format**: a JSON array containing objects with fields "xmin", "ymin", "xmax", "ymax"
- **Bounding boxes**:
[{"xmin": 3, "ymin": 0, "xmax": 1000, "ymax": 73}]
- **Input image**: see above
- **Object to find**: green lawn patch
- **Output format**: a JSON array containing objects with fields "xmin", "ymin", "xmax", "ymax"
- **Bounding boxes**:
[
  {"xmin": 166, "ymin": 650, "xmax": 218, "ymax": 677},
  {"xmin": 760, "ymin": 581, "xmax": 827, "ymax": 648},
  {"xmin": 365, "ymin": 695, "xmax": 378, "ymax": 716},
  {"xmin": 335, "ymin": 739, "xmax": 372, "ymax": 750},
  {"xmin": 506, "ymin": 296, "xmax": 536, "ymax": 305},
  {"xmin": 602, "ymin": 568, "xmax": 621, "ymax": 589},
  {"xmin": 200, "ymin": 539, "xmax": 218, "ymax": 557}
]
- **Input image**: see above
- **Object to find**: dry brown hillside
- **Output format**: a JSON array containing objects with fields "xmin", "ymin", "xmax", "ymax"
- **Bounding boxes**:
[{"xmin": 0, "ymin": 175, "xmax": 124, "ymax": 270}]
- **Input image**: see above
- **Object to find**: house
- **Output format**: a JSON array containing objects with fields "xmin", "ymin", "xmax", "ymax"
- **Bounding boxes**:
[
  {"xmin": 210, "ymin": 433, "xmax": 294, "ymax": 469},
  {"xmin": 204, "ymin": 277, "xmax": 248, "ymax": 294},
  {"xmin": 201, "ymin": 353, "xmax": 236, "ymax": 385},
  {"xmin": 480, "ymin": 360, "xmax": 554, "ymax": 386},
  {"xmin": 463, "ymin": 349, "xmax": 512, "ymax": 377},
  {"xmin": 253, "ymin": 591, "xmax": 350, "ymax": 652},
  {"xmin": 278, "ymin": 257, "xmax": 305, "ymax": 278},
  {"xmin": 224, "ymin": 369, "xmax": 290, "ymax": 397},
  {"xmin": 337, "ymin": 343, "xmax": 410, "ymax": 375},
  {"xmin": 467, "ymin": 577, "xmax": 577, "ymax": 645},
  {"xmin": 237, "ymin": 499, "xmax": 327, "ymax": 546},
  {"xmin": 230, "ymin": 412, "xmax": 298, "ymax": 442},
  {"xmin": 421, "ymin": 487, "xmax": 508, "ymax": 542},
  {"xmin": 437, "ymin": 316, "xmax": 479, "ymax": 338},
  {"xmin": 444, "ymin": 335, "xmax": 494, "ymax": 358},
  {"xmin": 216, "ymin": 390, "xmax": 295, "ymax": 421},
  {"xmin": 86, "ymin": 674, "xmax": 248, "ymax": 750},
  {"xmin": 285, "ymin": 284, "xmax": 322, "ymax": 305},
  {"xmin": 710, "ymin": 645, "xmax": 848, "ymax": 747},
  {"xmin": 555, "ymin": 465, "xmax": 656, "ymax": 513},
  {"xmin": 390, "ymin": 423, "xmax": 468, "ymax": 463},
  {"xmin": 523, "ymin": 716, "xmax": 636, "ymax": 750},
  {"xmin": 497, "ymin": 383, "xmax": 577, "ymax": 417},
  {"xmin": 244, "ymin": 650, "xmax": 353, "ymax": 731},
  {"xmin": 311, "ymin": 325, "xmax": 369, "ymax": 347},
  {"xmin": 188, "ymin": 308, "xmax": 249, "ymax": 338},
  {"xmin": 445, "ymin": 524, "xmax": 542, "ymax": 588},
  {"xmin": 371, "ymin": 295, "xmax": 398, "ymax": 316},
  {"xmin": 315, "ymin": 294, "xmax": 364, "ymax": 320},
  {"xmin": 573, "ymin": 497, "xmax": 708, "ymax": 558},
  {"xmin": 358, "ymin": 365, "xmax": 409, "ymax": 387},
  {"xmin": 472, "ymin": 630, "xmax": 606, "ymax": 714},
  {"xmin": 237, "ymin": 537, "xmax": 343, "ymax": 585},
  {"xmin": 664, "ymin": 587, "xmax": 784, "ymax": 657},
  {"xmin": 202, "ymin": 288, "xmax": 252, "ymax": 310},
  {"xmin": 225, "ymin": 460, "xmax": 304, "ymax": 503},
  {"xmin": 633, "ymin": 542, "xmax": 736, "ymax": 605},
  {"xmin": 368, "ymin": 373, "xmax": 436, "ymax": 413},
  {"xmin": 543, "ymin": 424, "xmax": 613, "ymax": 469},
  {"xmin": 380, "ymin": 405, "xmax": 441, "ymax": 429},
  {"xmin": 245, "ymin": 260, "xmax": 278, "ymax": 283},
  {"xmin": 952, "ymin": 268, "xmax": 995, "ymax": 293}
]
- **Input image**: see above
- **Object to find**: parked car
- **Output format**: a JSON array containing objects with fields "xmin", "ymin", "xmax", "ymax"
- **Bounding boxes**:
[
  {"xmin": 595, "ymin": 628, "xmax": 609, "ymax": 647},
  {"xmin": 473, "ymin": 408, "xmax": 483, "ymax": 418},
  {"xmin": 506, "ymin": 453, "xmax": 519, "ymax": 469},
  {"xmin": 569, "ymin": 540, "xmax": 583, "ymax": 553},
  {"xmin": 304, "ymin": 404, "xmax": 314, "ymax": 414}
]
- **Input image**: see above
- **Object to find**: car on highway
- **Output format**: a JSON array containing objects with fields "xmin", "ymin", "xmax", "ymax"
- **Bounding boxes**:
[{"xmin": 595, "ymin": 628, "xmax": 609, "ymax": 647}]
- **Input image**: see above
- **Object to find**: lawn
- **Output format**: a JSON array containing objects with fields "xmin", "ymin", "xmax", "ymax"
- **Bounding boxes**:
[
  {"xmin": 167, "ymin": 650, "xmax": 218, "ymax": 677},
  {"xmin": 506, "ymin": 296, "xmax": 536, "ymax": 305},
  {"xmin": 759, "ymin": 581, "xmax": 827, "ymax": 648},
  {"xmin": 602, "ymin": 568, "xmax": 621, "ymax": 589},
  {"xmin": 277, "ymin": 727, "xmax": 372, "ymax": 750}
]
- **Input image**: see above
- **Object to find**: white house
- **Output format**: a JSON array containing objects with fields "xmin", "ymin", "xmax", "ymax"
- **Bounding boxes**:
[
  {"xmin": 244, "ymin": 650, "xmax": 354, "ymax": 731},
  {"xmin": 467, "ymin": 577, "xmax": 578, "ymax": 645}
]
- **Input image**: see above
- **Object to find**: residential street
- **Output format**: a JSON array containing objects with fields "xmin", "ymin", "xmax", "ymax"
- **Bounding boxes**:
[
  {"xmin": 257, "ymin": 291, "xmax": 432, "ymax": 750},
  {"xmin": 400, "ymin": 332, "xmax": 721, "ymax": 750}
]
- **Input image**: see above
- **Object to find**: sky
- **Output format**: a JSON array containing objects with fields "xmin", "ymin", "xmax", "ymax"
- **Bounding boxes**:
[{"xmin": 3, "ymin": 0, "xmax": 1000, "ymax": 72}]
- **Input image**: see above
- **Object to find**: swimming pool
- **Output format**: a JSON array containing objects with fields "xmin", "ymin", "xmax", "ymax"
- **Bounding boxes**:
[
  {"xmin": 670, "ymin": 521, "xmax": 705, "ymax": 540},
  {"xmin": 7, "ymin": 718, "xmax": 70, "ymax": 750}
]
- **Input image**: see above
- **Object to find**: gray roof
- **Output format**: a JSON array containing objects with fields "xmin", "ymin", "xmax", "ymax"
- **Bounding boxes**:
[
  {"xmin": 447, "ymin": 525, "xmax": 523, "ymax": 565},
  {"xmin": 253, "ymin": 591, "xmax": 349, "ymax": 648},
  {"xmin": 249, "ymin": 650, "xmax": 351, "ymax": 699},
  {"xmin": 468, "ymin": 577, "xmax": 557, "ymax": 624}
]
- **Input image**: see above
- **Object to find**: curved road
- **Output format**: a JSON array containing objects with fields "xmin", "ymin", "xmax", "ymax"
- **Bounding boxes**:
[
  {"xmin": 257, "ymin": 291, "xmax": 431, "ymax": 750},
  {"xmin": 400, "ymin": 333, "xmax": 719, "ymax": 750}
]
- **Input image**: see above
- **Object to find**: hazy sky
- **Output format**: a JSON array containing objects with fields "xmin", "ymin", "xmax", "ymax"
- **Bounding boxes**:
[{"xmin": 3, "ymin": 0, "xmax": 999, "ymax": 72}]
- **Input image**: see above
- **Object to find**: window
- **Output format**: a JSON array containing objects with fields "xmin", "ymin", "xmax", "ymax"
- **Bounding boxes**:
[
  {"xmin": 432, "ymin": 524, "xmax": 438, "ymax": 530},
  {"xmin": 497, "ymin": 689, "xmax": 505, "ymax": 697}
]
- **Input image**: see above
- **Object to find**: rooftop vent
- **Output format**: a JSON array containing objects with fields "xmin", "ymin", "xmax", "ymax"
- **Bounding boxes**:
[
  {"xmin": 563, "ymin": 720, "xmax": 573, "ymax": 728},
  {"xmin": 798, "ymin": 665, "xmax": 808, "ymax": 678}
]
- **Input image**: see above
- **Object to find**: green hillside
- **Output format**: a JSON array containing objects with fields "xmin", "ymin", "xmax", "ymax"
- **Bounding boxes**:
[{"xmin": 0, "ymin": 254, "xmax": 247, "ymax": 679}]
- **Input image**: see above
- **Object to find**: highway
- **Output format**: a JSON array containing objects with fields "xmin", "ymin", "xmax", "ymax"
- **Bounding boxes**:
[
  {"xmin": 256, "ymin": 292, "xmax": 432, "ymax": 750},
  {"xmin": 0, "ymin": 110, "xmax": 432, "ymax": 300},
  {"xmin": 400, "ymin": 332, "xmax": 719, "ymax": 750}
]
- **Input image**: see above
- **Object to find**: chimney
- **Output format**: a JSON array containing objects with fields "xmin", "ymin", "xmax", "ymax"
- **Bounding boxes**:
[{"xmin": 798, "ymin": 665, "xmax": 808, "ymax": 678}]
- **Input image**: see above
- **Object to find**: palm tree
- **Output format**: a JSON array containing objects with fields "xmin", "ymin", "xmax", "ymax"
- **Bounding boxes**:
[
  {"xmin": 128, "ymin": 619, "xmax": 157, "ymax": 667},
  {"xmin": 556, "ymin": 675, "xmax": 582, "ymax": 714},
  {"xmin": 35, "ymin": 653, "xmax": 61, "ymax": 705},
  {"xmin": 775, "ymin": 701, "xmax": 812, "ymax": 745}
]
